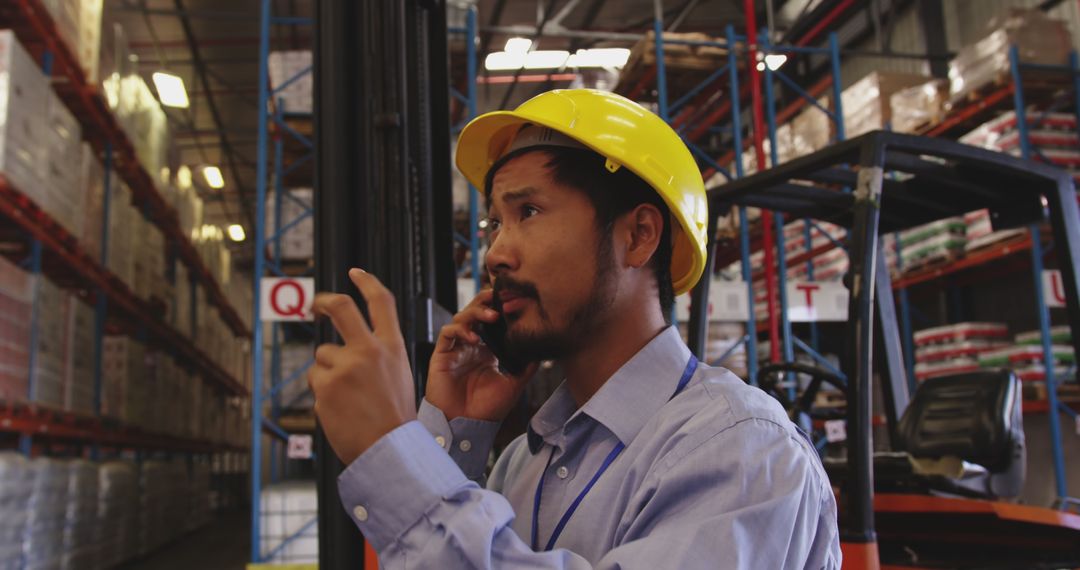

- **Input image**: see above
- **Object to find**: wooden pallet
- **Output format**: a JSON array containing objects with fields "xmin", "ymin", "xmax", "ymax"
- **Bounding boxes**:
[{"xmin": 614, "ymin": 31, "xmax": 734, "ymax": 102}]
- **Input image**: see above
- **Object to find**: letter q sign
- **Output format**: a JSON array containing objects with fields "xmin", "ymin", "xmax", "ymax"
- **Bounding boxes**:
[{"xmin": 260, "ymin": 277, "xmax": 315, "ymax": 321}]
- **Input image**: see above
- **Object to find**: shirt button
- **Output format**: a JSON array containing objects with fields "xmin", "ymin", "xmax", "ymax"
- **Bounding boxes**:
[
  {"xmin": 353, "ymin": 506, "xmax": 369, "ymax": 522},
  {"xmin": 556, "ymin": 466, "xmax": 569, "ymax": 479},
  {"xmin": 434, "ymin": 435, "xmax": 446, "ymax": 448},
  {"xmin": 458, "ymin": 440, "xmax": 472, "ymax": 452}
]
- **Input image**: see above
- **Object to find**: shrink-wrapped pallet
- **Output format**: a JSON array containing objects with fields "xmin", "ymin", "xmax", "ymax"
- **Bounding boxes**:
[
  {"xmin": 61, "ymin": 460, "xmax": 99, "ymax": 570},
  {"xmin": 97, "ymin": 461, "xmax": 138, "ymax": 567},
  {"xmin": 0, "ymin": 453, "xmax": 31, "ymax": 569},
  {"xmin": 23, "ymin": 458, "xmax": 68, "ymax": 570}
]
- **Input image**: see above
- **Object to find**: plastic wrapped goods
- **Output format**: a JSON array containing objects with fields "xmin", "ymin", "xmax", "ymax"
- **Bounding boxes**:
[
  {"xmin": 268, "ymin": 51, "xmax": 313, "ymax": 114},
  {"xmin": 23, "ymin": 458, "xmax": 68, "ymax": 570},
  {"xmin": 260, "ymin": 482, "xmax": 318, "ymax": 564},
  {"xmin": 841, "ymin": 72, "xmax": 928, "ymax": 138},
  {"xmin": 890, "ymin": 79, "xmax": 948, "ymax": 134},
  {"xmin": 914, "ymin": 322, "xmax": 1009, "ymax": 347},
  {"xmin": 264, "ymin": 188, "xmax": 314, "ymax": 260},
  {"xmin": 97, "ymin": 461, "xmax": 138, "ymax": 567},
  {"xmin": 0, "ymin": 256, "xmax": 33, "ymax": 404},
  {"xmin": 61, "ymin": 460, "xmax": 99, "ymax": 570},
  {"xmin": 948, "ymin": 9, "xmax": 1072, "ymax": 102},
  {"xmin": 0, "ymin": 31, "xmax": 50, "ymax": 201},
  {"xmin": 0, "ymin": 453, "xmax": 31, "ymax": 570}
]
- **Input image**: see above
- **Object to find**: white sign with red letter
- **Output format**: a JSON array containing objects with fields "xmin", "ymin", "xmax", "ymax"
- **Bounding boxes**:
[
  {"xmin": 675, "ymin": 281, "xmax": 750, "ymax": 322},
  {"xmin": 261, "ymin": 277, "xmax": 315, "ymax": 321},
  {"xmin": 786, "ymin": 281, "xmax": 848, "ymax": 322},
  {"xmin": 1043, "ymin": 270, "xmax": 1066, "ymax": 309}
]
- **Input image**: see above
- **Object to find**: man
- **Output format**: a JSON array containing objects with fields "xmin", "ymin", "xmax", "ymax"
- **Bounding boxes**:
[{"xmin": 308, "ymin": 89, "xmax": 840, "ymax": 568}]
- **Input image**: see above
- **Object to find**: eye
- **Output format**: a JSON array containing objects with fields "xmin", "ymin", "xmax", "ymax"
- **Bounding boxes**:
[
  {"xmin": 484, "ymin": 217, "xmax": 501, "ymax": 232},
  {"xmin": 521, "ymin": 204, "xmax": 540, "ymax": 219}
]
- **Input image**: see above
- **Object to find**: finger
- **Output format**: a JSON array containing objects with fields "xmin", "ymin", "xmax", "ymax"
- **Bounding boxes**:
[
  {"xmin": 307, "ymin": 367, "xmax": 329, "ymax": 395},
  {"xmin": 451, "ymin": 302, "xmax": 500, "ymax": 327},
  {"xmin": 348, "ymin": 269, "xmax": 401, "ymax": 341},
  {"xmin": 436, "ymin": 323, "xmax": 482, "ymax": 352},
  {"xmin": 314, "ymin": 343, "xmax": 345, "ymax": 367},
  {"xmin": 466, "ymin": 288, "xmax": 495, "ymax": 309},
  {"xmin": 312, "ymin": 293, "xmax": 372, "ymax": 345}
]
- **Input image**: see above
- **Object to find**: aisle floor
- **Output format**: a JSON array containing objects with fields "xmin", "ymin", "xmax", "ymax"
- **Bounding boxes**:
[{"xmin": 118, "ymin": 510, "xmax": 250, "ymax": 570}]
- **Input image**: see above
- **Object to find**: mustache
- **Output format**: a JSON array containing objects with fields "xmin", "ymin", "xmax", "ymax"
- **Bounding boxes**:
[{"xmin": 493, "ymin": 276, "xmax": 539, "ymax": 300}]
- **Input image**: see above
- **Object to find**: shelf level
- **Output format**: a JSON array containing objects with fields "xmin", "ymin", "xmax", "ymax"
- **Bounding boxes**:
[
  {"xmin": 0, "ymin": 176, "xmax": 248, "ymax": 397},
  {"xmin": 0, "ymin": 0, "xmax": 250, "ymax": 339},
  {"xmin": 0, "ymin": 402, "xmax": 245, "ymax": 454}
]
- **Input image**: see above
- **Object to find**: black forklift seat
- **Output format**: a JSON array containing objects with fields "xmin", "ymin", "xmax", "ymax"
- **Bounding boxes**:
[{"xmin": 825, "ymin": 370, "xmax": 1025, "ymax": 499}]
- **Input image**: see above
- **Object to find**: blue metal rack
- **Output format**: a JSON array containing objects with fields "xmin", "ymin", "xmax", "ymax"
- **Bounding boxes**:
[
  {"xmin": 250, "ymin": 0, "xmax": 318, "ymax": 562},
  {"xmin": 1005, "ymin": 44, "xmax": 1080, "ymax": 509},
  {"xmin": 449, "ymin": 6, "xmax": 482, "ymax": 295}
]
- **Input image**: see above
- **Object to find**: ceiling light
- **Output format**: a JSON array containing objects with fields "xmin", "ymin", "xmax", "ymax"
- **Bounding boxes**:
[
  {"xmin": 177, "ymin": 165, "xmax": 192, "ymax": 189},
  {"xmin": 764, "ymin": 54, "xmax": 787, "ymax": 71},
  {"xmin": 151, "ymin": 71, "xmax": 190, "ymax": 108},
  {"xmin": 227, "ymin": 224, "xmax": 246, "ymax": 242},
  {"xmin": 504, "ymin": 37, "xmax": 532, "ymax": 53},
  {"xmin": 203, "ymin": 166, "xmax": 225, "ymax": 189},
  {"xmin": 485, "ymin": 51, "xmax": 527, "ymax": 71},
  {"xmin": 566, "ymin": 48, "xmax": 631, "ymax": 69},
  {"xmin": 524, "ymin": 50, "xmax": 570, "ymax": 69}
]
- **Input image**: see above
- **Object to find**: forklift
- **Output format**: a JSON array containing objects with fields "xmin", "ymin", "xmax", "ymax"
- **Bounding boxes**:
[{"xmin": 693, "ymin": 131, "xmax": 1080, "ymax": 569}]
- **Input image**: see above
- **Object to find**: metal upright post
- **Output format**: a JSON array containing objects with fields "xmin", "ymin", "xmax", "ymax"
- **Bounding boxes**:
[
  {"xmin": 270, "ymin": 100, "xmax": 286, "ymax": 485},
  {"xmin": 744, "ymin": 0, "xmax": 780, "ymax": 363},
  {"xmin": 1009, "ymin": 43, "xmax": 1070, "ymax": 501},
  {"xmin": 653, "ymin": 0, "xmax": 669, "ymax": 122},
  {"xmin": 828, "ymin": 33, "xmax": 846, "ymax": 142},
  {"xmin": 466, "ymin": 7, "xmax": 481, "ymax": 295},
  {"xmin": 94, "ymin": 144, "xmax": 114, "ymax": 426},
  {"xmin": 20, "ymin": 238, "xmax": 43, "ymax": 456},
  {"xmin": 761, "ymin": 30, "xmax": 795, "ymax": 389},
  {"xmin": 250, "ymin": 0, "xmax": 272, "ymax": 560}
]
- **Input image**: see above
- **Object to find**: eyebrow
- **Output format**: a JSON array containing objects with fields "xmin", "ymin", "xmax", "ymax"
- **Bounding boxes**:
[{"xmin": 487, "ymin": 187, "xmax": 539, "ymax": 214}]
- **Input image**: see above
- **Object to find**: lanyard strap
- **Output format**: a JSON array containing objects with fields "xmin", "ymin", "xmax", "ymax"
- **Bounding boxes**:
[{"xmin": 531, "ymin": 355, "xmax": 699, "ymax": 551}]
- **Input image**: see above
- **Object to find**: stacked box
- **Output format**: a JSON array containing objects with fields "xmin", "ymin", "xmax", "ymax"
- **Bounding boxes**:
[
  {"xmin": 913, "ymin": 322, "xmax": 1010, "ymax": 381},
  {"xmin": 268, "ymin": 51, "xmax": 313, "ymax": 114},
  {"xmin": 841, "ymin": 72, "xmax": 929, "ymax": 138},
  {"xmin": 106, "ymin": 183, "xmax": 136, "ymax": 287},
  {"xmin": 0, "ymin": 31, "xmax": 50, "ymax": 201},
  {"xmin": 22, "ymin": 457, "xmax": 68, "ymax": 570},
  {"xmin": 173, "ymin": 263, "xmax": 192, "ymax": 337},
  {"xmin": 77, "ymin": 0, "xmax": 104, "ymax": 84},
  {"xmin": 138, "ymin": 460, "xmax": 185, "ymax": 555},
  {"xmin": 61, "ymin": 459, "xmax": 99, "ymax": 570},
  {"xmin": 173, "ymin": 185, "xmax": 204, "ymax": 242},
  {"xmin": 961, "ymin": 111, "xmax": 1080, "ymax": 181},
  {"xmin": 896, "ymin": 217, "xmax": 967, "ymax": 269},
  {"xmin": 63, "ymin": 295, "xmax": 95, "ymax": 415},
  {"xmin": 186, "ymin": 461, "xmax": 212, "ymax": 531},
  {"xmin": 790, "ymin": 101, "xmax": 831, "ymax": 156},
  {"xmin": 41, "ymin": 94, "xmax": 84, "ymax": 238},
  {"xmin": 889, "ymin": 79, "xmax": 948, "ymax": 134},
  {"xmin": 31, "ymin": 279, "xmax": 69, "ymax": 409},
  {"xmin": 265, "ymin": 187, "xmax": 315, "ymax": 260},
  {"xmin": 101, "ymin": 336, "xmax": 145, "ymax": 422},
  {"xmin": 0, "ymin": 256, "xmax": 33, "ymax": 403},
  {"xmin": 133, "ymin": 217, "xmax": 167, "ymax": 302},
  {"xmin": 97, "ymin": 19, "xmax": 129, "ymax": 116},
  {"xmin": 78, "ymin": 144, "xmax": 106, "ymax": 262},
  {"xmin": 978, "ymin": 344, "xmax": 1075, "ymax": 381},
  {"xmin": 41, "ymin": 0, "xmax": 80, "ymax": 58},
  {"xmin": 260, "ymin": 482, "xmax": 318, "ymax": 564},
  {"xmin": 948, "ymin": 9, "xmax": 1071, "ymax": 103},
  {"xmin": 963, "ymin": 208, "xmax": 1027, "ymax": 253},
  {"xmin": 123, "ymin": 74, "xmax": 170, "ymax": 181},
  {"xmin": 97, "ymin": 461, "xmax": 138, "ymax": 568},
  {"xmin": 0, "ymin": 453, "xmax": 31, "ymax": 569}
]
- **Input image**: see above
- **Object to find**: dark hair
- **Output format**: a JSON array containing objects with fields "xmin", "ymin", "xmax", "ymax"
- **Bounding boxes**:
[{"xmin": 483, "ymin": 145, "xmax": 675, "ymax": 321}]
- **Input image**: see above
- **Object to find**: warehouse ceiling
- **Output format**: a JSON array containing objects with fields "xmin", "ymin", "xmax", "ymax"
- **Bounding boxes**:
[{"xmin": 111, "ymin": 0, "xmax": 850, "ymax": 244}]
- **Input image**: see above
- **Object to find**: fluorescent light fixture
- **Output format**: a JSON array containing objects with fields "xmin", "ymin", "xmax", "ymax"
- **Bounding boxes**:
[
  {"xmin": 485, "ymin": 51, "xmax": 526, "ymax": 71},
  {"xmin": 227, "ymin": 224, "xmax": 246, "ymax": 242},
  {"xmin": 756, "ymin": 53, "xmax": 787, "ymax": 72},
  {"xmin": 202, "ymin": 166, "xmax": 225, "ymax": 189},
  {"xmin": 504, "ymin": 37, "xmax": 533, "ymax": 53},
  {"xmin": 566, "ymin": 48, "xmax": 631, "ymax": 69},
  {"xmin": 524, "ymin": 50, "xmax": 570, "ymax": 69},
  {"xmin": 151, "ymin": 71, "xmax": 190, "ymax": 108}
]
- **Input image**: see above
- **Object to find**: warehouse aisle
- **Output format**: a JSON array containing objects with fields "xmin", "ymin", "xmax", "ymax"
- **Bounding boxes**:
[{"xmin": 118, "ymin": 510, "xmax": 249, "ymax": 570}]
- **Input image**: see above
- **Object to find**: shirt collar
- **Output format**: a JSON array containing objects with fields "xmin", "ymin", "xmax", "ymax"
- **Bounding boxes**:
[{"xmin": 526, "ymin": 326, "xmax": 693, "ymax": 453}]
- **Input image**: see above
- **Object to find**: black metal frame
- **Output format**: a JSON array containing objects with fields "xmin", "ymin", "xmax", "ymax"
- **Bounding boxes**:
[{"xmin": 694, "ymin": 130, "xmax": 1080, "ymax": 548}]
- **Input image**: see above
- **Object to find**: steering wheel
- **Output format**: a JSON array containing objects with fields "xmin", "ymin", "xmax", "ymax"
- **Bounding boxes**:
[{"xmin": 756, "ymin": 362, "xmax": 848, "ymax": 426}]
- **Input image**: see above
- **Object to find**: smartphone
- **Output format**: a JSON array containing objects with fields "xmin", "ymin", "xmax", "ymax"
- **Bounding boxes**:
[{"xmin": 477, "ymin": 293, "xmax": 530, "ymax": 376}]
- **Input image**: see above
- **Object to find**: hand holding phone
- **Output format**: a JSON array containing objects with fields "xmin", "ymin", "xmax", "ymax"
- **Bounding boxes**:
[
  {"xmin": 476, "ymin": 292, "xmax": 530, "ymax": 377},
  {"xmin": 426, "ymin": 290, "xmax": 536, "ymax": 423}
]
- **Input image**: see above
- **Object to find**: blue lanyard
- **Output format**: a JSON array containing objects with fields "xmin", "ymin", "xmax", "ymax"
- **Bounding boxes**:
[{"xmin": 530, "ymin": 355, "xmax": 699, "ymax": 552}]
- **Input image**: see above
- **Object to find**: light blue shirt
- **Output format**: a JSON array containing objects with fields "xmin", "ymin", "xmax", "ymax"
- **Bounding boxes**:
[{"xmin": 338, "ymin": 326, "xmax": 841, "ymax": 568}]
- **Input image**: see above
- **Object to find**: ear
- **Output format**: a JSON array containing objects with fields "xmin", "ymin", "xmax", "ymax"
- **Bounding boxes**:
[{"xmin": 621, "ymin": 204, "xmax": 664, "ymax": 270}]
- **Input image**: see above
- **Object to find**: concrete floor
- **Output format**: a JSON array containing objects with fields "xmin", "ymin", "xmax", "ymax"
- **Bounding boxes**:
[{"xmin": 118, "ymin": 510, "xmax": 250, "ymax": 570}]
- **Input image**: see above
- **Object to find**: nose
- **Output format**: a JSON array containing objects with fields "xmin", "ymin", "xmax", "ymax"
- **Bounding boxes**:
[{"xmin": 484, "ymin": 228, "xmax": 519, "ymax": 278}]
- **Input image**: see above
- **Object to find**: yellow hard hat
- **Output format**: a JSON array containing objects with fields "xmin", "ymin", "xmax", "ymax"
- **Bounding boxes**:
[{"xmin": 455, "ymin": 89, "xmax": 708, "ymax": 296}]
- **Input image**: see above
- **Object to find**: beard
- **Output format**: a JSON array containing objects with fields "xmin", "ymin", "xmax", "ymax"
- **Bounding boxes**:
[{"xmin": 497, "ymin": 228, "xmax": 619, "ymax": 364}]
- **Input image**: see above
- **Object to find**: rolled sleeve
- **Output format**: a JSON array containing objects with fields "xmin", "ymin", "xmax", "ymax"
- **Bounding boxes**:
[
  {"xmin": 417, "ymin": 399, "xmax": 500, "ymax": 480},
  {"xmin": 337, "ymin": 420, "xmax": 473, "ymax": 552}
]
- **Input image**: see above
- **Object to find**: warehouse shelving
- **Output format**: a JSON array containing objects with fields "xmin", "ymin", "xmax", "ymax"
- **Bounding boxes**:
[
  {"xmin": 249, "ymin": 0, "xmax": 318, "ymax": 565},
  {"xmin": 0, "ymin": 178, "xmax": 247, "ymax": 398},
  {"xmin": 0, "ymin": 0, "xmax": 250, "ymax": 339}
]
